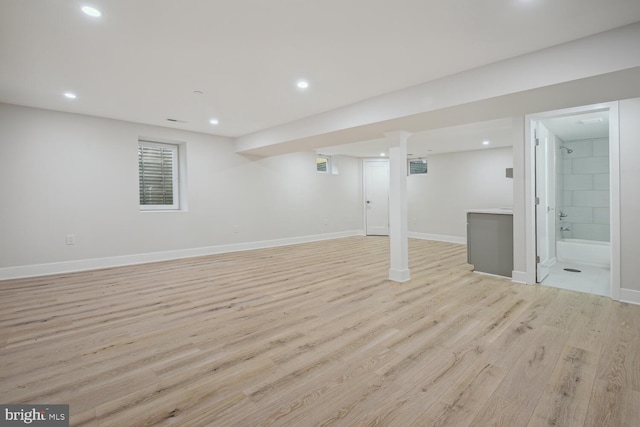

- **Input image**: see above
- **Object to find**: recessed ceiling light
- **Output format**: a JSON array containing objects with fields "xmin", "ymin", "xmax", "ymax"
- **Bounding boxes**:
[
  {"xmin": 482, "ymin": 140, "xmax": 490, "ymax": 145},
  {"xmin": 209, "ymin": 118, "xmax": 219, "ymax": 125},
  {"xmin": 64, "ymin": 92, "xmax": 77, "ymax": 99},
  {"xmin": 81, "ymin": 6, "xmax": 102, "ymax": 17},
  {"xmin": 380, "ymin": 152, "xmax": 386, "ymax": 157},
  {"xmin": 296, "ymin": 80, "xmax": 309, "ymax": 89}
]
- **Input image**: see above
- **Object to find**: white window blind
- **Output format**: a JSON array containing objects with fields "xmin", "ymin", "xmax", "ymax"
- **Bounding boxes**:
[{"xmin": 138, "ymin": 140, "xmax": 179, "ymax": 210}]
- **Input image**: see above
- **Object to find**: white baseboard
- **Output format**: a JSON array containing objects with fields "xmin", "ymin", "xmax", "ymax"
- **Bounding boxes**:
[
  {"xmin": 511, "ymin": 270, "xmax": 531, "ymax": 284},
  {"xmin": 408, "ymin": 232, "xmax": 466, "ymax": 245},
  {"xmin": 0, "ymin": 230, "xmax": 365, "ymax": 280},
  {"xmin": 388, "ymin": 268, "xmax": 411, "ymax": 283},
  {"xmin": 619, "ymin": 288, "xmax": 640, "ymax": 306}
]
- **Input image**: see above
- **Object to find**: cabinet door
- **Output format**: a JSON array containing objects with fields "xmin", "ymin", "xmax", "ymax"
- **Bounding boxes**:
[{"xmin": 467, "ymin": 213, "xmax": 513, "ymax": 277}]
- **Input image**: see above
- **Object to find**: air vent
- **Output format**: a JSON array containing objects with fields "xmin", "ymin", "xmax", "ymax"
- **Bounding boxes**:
[
  {"xmin": 578, "ymin": 117, "xmax": 603, "ymax": 125},
  {"xmin": 166, "ymin": 118, "xmax": 188, "ymax": 124}
]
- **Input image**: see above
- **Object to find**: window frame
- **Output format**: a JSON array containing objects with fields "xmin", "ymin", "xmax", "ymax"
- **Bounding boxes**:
[
  {"xmin": 138, "ymin": 139, "xmax": 180, "ymax": 211},
  {"xmin": 408, "ymin": 158, "xmax": 428, "ymax": 175},
  {"xmin": 316, "ymin": 155, "xmax": 331, "ymax": 174}
]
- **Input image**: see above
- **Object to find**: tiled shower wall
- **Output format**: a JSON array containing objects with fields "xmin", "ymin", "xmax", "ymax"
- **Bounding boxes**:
[{"xmin": 557, "ymin": 137, "xmax": 610, "ymax": 242}]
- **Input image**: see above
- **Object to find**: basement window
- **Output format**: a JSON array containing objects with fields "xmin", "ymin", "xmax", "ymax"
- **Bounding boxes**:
[
  {"xmin": 316, "ymin": 155, "xmax": 331, "ymax": 173},
  {"xmin": 408, "ymin": 158, "xmax": 428, "ymax": 175},
  {"xmin": 138, "ymin": 140, "xmax": 180, "ymax": 210}
]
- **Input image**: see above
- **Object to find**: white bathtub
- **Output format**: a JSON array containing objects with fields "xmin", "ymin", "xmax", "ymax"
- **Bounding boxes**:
[{"xmin": 556, "ymin": 239, "xmax": 610, "ymax": 267}]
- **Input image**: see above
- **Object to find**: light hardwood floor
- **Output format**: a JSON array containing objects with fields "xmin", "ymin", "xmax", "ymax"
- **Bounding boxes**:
[{"xmin": 1, "ymin": 237, "xmax": 639, "ymax": 426}]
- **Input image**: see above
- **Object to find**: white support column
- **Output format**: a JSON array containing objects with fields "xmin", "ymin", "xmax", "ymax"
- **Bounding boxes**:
[{"xmin": 385, "ymin": 130, "xmax": 411, "ymax": 283}]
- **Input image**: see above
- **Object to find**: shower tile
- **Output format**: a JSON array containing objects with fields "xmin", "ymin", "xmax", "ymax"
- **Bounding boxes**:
[
  {"xmin": 563, "ymin": 174, "xmax": 593, "ymax": 190},
  {"xmin": 564, "ymin": 140, "xmax": 593, "ymax": 158},
  {"xmin": 562, "ymin": 206, "xmax": 593, "ymax": 223},
  {"xmin": 592, "ymin": 138, "xmax": 609, "ymax": 156},
  {"xmin": 572, "ymin": 191, "xmax": 609, "ymax": 207},
  {"xmin": 594, "ymin": 207, "xmax": 610, "ymax": 224},
  {"xmin": 558, "ymin": 227, "xmax": 573, "ymax": 239},
  {"xmin": 563, "ymin": 159, "xmax": 573, "ymax": 174},
  {"xmin": 563, "ymin": 192, "xmax": 573, "ymax": 206},
  {"xmin": 572, "ymin": 223, "xmax": 610, "ymax": 241},
  {"xmin": 594, "ymin": 174, "xmax": 609, "ymax": 190},
  {"xmin": 572, "ymin": 157, "xmax": 609, "ymax": 174}
]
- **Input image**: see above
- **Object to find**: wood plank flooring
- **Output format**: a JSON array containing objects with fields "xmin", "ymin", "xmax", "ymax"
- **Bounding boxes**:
[{"xmin": 1, "ymin": 236, "xmax": 639, "ymax": 426}]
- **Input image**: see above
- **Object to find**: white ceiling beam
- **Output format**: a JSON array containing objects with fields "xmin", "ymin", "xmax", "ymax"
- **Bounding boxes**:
[{"xmin": 236, "ymin": 23, "xmax": 640, "ymax": 156}]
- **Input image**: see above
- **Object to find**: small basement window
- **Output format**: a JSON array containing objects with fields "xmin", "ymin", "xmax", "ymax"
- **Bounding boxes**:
[
  {"xmin": 316, "ymin": 155, "xmax": 331, "ymax": 173},
  {"xmin": 138, "ymin": 140, "xmax": 180, "ymax": 210},
  {"xmin": 408, "ymin": 158, "xmax": 428, "ymax": 175}
]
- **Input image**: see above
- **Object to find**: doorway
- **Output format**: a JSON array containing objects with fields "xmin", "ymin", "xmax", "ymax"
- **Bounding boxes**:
[
  {"xmin": 363, "ymin": 159, "xmax": 389, "ymax": 236},
  {"xmin": 527, "ymin": 103, "xmax": 620, "ymax": 298}
]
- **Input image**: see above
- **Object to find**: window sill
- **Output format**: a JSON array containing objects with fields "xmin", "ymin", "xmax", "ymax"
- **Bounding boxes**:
[{"xmin": 139, "ymin": 209, "xmax": 188, "ymax": 213}]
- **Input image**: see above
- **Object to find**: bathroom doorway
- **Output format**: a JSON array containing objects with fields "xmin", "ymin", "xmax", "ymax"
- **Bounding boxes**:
[{"xmin": 527, "ymin": 103, "xmax": 620, "ymax": 298}]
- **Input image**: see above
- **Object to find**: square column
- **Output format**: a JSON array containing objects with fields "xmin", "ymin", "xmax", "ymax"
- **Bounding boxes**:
[{"xmin": 385, "ymin": 130, "xmax": 411, "ymax": 282}]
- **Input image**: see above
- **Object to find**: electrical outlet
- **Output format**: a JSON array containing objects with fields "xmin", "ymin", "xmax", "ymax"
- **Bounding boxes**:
[
  {"xmin": 66, "ymin": 234, "xmax": 76, "ymax": 245},
  {"xmin": 233, "ymin": 225, "xmax": 239, "ymax": 234}
]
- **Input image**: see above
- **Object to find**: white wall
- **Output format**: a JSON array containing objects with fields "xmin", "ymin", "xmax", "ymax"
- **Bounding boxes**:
[
  {"xmin": 407, "ymin": 147, "xmax": 513, "ymax": 242},
  {"xmin": 619, "ymin": 98, "xmax": 640, "ymax": 294},
  {"xmin": 0, "ymin": 103, "xmax": 363, "ymax": 277}
]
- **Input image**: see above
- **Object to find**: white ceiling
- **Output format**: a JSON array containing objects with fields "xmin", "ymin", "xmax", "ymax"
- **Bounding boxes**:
[
  {"xmin": 542, "ymin": 111, "xmax": 609, "ymax": 141},
  {"xmin": 1, "ymin": 1, "xmax": 640, "ymax": 139}
]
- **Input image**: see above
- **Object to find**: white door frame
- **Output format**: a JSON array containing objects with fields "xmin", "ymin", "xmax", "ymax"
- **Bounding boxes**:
[
  {"xmin": 362, "ymin": 158, "xmax": 390, "ymax": 236},
  {"xmin": 534, "ymin": 122, "xmax": 555, "ymax": 283},
  {"xmin": 524, "ymin": 102, "xmax": 620, "ymax": 300}
]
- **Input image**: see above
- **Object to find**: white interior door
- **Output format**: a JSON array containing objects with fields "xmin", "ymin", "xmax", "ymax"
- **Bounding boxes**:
[
  {"xmin": 364, "ymin": 159, "xmax": 389, "ymax": 236},
  {"xmin": 535, "ymin": 122, "xmax": 554, "ymax": 282}
]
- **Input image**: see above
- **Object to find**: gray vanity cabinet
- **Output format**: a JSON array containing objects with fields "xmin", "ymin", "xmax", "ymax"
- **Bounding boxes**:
[{"xmin": 467, "ymin": 211, "xmax": 513, "ymax": 278}]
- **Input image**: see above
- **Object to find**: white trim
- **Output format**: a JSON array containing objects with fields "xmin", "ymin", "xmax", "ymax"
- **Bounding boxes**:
[
  {"xmin": 511, "ymin": 271, "xmax": 530, "ymax": 284},
  {"xmin": 408, "ymin": 232, "xmax": 466, "ymax": 245},
  {"xmin": 609, "ymin": 102, "xmax": 621, "ymax": 300},
  {"xmin": 389, "ymin": 268, "xmax": 411, "ymax": 283},
  {"xmin": 0, "ymin": 230, "xmax": 365, "ymax": 280},
  {"xmin": 524, "ymin": 102, "xmax": 621, "ymax": 300},
  {"xmin": 619, "ymin": 288, "xmax": 640, "ymax": 306},
  {"xmin": 524, "ymin": 117, "xmax": 537, "ymax": 284}
]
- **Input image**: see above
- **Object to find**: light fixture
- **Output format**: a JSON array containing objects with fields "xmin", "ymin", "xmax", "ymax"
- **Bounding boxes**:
[
  {"xmin": 579, "ymin": 117, "xmax": 604, "ymax": 125},
  {"xmin": 380, "ymin": 152, "xmax": 386, "ymax": 157},
  {"xmin": 209, "ymin": 118, "xmax": 219, "ymax": 125},
  {"xmin": 296, "ymin": 80, "xmax": 309, "ymax": 89},
  {"xmin": 482, "ymin": 140, "xmax": 490, "ymax": 146},
  {"xmin": 64, "ymin": 92, "xmax": 77, "ymax": 99},
  {"xmin": 81, "ymin": 6, "xmax": 102, "ymax": 17}
]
